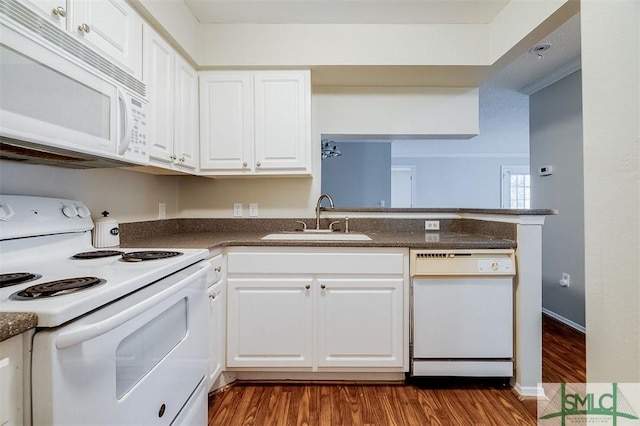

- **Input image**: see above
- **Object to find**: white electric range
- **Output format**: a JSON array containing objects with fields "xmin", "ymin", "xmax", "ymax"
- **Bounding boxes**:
[{"xmin": 0, "ymin": 195, "xmax": 211, "ymax": 425}]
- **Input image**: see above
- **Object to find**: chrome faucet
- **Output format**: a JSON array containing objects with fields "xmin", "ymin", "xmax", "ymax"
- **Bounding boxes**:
[{"xmin": 315, "ymin": 193, "xmax": 335, "ymax": 230}]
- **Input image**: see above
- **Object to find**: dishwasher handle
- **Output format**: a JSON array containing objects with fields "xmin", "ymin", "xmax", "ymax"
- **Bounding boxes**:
[{"xmin": 55, "ymin": 262, "xmax": 211, "ymax": 349}]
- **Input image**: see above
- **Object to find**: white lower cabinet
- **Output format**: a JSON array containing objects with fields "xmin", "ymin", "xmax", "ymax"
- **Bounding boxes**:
[
  {"xmin": 317, "ymin": 278, "xmax": 404, "ymax": 367},
  {"xmin": 0, "ymin": 331, "xmax": 31, "ymax": 426},
  {"xmin": 225, "ymin": 247, "xmax": 408, "ymax": 371},
  {"xmin": 227, "ymin": 278, "xmax": 313, "ymax": 368}
]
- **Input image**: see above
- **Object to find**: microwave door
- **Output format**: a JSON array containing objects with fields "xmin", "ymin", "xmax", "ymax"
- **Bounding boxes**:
[{"xmin": 0, "ymin": 36, "xmax": 119, "ymax": 159}]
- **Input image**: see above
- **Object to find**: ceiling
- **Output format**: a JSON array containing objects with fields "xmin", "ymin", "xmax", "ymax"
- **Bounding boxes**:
[
  {"xmin": 488, "ymin": 13, "xmax": 581, "ymax": 92},
  {"xmin": 183, "ymin": 0, "xmax": 581, "ymax": 92},
  {"xmin": 184, "ymin": 0, "xmax": 511, "ymax": 25}
]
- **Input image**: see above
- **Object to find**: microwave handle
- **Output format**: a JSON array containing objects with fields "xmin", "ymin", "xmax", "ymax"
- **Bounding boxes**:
[
  {"xmin": 55, "ymin": 262, "xmax": 211, "ymax": 349},
  {"xmin": 117, "ymin": 88, "xmax": 132, "ymax": 155}
]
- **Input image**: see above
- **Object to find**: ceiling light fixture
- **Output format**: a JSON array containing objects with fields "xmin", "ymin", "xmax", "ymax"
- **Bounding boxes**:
[
  {"xmin": 529, "ymin": 43, "xmax": 552, "ymax": 59},
  {"xmin": 321, "ymin": 139, "xmax": 342, "ymax": 159}
]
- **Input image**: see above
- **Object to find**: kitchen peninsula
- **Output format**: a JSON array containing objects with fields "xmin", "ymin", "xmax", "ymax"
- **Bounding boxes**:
[{"xmin": 120, "ymin": 207, "xmax": 554, "ymax": 398}]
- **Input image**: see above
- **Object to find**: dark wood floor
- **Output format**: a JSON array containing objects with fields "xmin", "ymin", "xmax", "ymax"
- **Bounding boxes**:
[{"xmin": 208, "ymin": 314, "xmax": 585, "ymax": 425}]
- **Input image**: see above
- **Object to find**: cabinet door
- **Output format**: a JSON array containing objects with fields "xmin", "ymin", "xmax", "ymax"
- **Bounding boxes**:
[
  {"xmin": 199, "ymin": 72, "xmax": 253, "ymax": 173},
  {"xmin": 71, "ymin": 0, "xmax": 143, "ymax": 79},
  {"xmin": 254, "ymin": 71, "xmax": 310, "ymax": 173},
  {"xmin": 173, "ymin": 55, "xmax": 199, "ymax": 171},
  {"xmin": 0, "ymin": 334, "xmax": 26, "ymax": 426},
  {"xmin": 227, "ymin": 278, "xmax": 313, "ymax": 367},
  {"xmin": 143, "ymin": 26, "xmax": 174, "ymax": 165},
  {"xmin": 317, "ymin": 278, "xmax": 404, "ymax": 367},
  {"xmin": 27, "ymin": 0, "xmax": 69, "ymax": 28},
  {"xmin": 208, "ymin": 280, "xmax": 225, "ymax": 389}
]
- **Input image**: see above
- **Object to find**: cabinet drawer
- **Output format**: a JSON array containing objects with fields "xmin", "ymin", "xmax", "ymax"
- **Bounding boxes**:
[
  {"xmin": 228, "ymin": 250, "xmax": 405, "ymax": 275},
  {"xmin": 207, "ymin": 253, "xmax": 225, "ymax": 285}
]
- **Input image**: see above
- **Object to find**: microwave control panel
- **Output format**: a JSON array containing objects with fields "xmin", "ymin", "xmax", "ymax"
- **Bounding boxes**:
[{"xmin": 124, "ymin": 96, "xmax": 148, "ymax": 164}]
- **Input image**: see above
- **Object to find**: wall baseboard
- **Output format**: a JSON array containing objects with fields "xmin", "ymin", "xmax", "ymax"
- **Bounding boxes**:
[{"xmin": 542, "ymin": 308, "xmax": 586, "ymax": 334}]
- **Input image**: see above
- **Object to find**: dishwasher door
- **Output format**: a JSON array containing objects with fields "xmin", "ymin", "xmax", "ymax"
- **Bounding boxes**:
[{"xmin": 410, "ymin": 250, "xmax": 515, "ymax": 377}]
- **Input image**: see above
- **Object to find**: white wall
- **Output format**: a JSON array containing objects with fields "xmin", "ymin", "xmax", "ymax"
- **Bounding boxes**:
[
  {"xmin": 530, "ymin": 70, "xmax": 585, "ymax": 328},
  {"xmin": 194, "ymin": 1, "xmax": 570, "ymax": 69},
  {"xmin": 582, "ymin": 0, "xmax": 640, "ymax": 382},
  {"xmin": 198, "ymin": 24, "xmax": 488, "ymax": 67},
  {"xmin": 0, "ymin": 161, "xmax": 180, "ymax": 223},
  {"xmin": 313, "ymin": 87, "xmax": 479, "ymax": 137}
]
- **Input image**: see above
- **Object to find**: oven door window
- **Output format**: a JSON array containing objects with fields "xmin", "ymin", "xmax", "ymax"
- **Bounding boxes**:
[{"xmin": 115, "ymin": 298, "xmax": 187, "ymax": 399}]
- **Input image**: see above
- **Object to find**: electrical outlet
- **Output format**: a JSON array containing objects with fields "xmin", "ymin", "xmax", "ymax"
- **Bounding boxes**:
[
  {"xmin": 560, "ymin": 272, "xmax": 571, "ymax": 287},
  {"xmin": 233, "ymin": 203, "xmax": 243, "ymax": 217},
  {"xmin": 158, "ymin": 202, "xmax": 166, "ymax": 219},
  {"xmin": 425, "ymin": 220, "xmax": 440, "ymax": 231},
  {"xmin": 249, "ymin": 203, "xmax": 258, "ymax": 217}
]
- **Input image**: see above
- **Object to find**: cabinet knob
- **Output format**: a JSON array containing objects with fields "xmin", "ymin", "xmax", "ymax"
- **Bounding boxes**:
[
  {"xmin": 52, "ymin": 6, "xmax": 66, "ymax": 17},
  {"xmin": 209, "ymin": 294, "xmax": 216, "ymax": 300},
  {"xmin": 256, "ymin": 161, "xmax": 261, "ymax": 167},
  {"xmin": 304, "ymin": 284, "xmax": 311, "ymax": 290},
  {"xmin": 170, "ymin": 155, "xmax": 177, "ymax": 161},
  {"xmin": 320, "ymin": 284, "xmax": 326, "ymax": 290},
  {"xmin": 214, "ymin": 266, "xmax": 222, "ymax": 272},
  {"xmin": 242, "ymin": 162, "xmax": 247, "ymax": 167},
  {"xmin": 179, "ymin": 157, "xmax": 185, "ymax": 163},
  {"xmin": 78, "ymin": 23, "xmax": 91, "ymax": 33}
]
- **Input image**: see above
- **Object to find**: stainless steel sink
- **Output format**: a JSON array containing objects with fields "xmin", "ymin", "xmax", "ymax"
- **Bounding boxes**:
[{"xmin": 261, "ymin": 232, "xmax": 372, "ymax": 241}]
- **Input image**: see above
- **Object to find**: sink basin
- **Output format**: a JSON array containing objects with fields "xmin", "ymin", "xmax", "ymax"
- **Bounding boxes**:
[{"xmin": 262, "ymin": 232, "xmax": 372, "ymax": 241}]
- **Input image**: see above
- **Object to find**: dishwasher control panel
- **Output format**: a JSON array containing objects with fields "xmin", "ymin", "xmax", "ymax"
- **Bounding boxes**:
[
  {"xmin": 477, "ymin": 259, "xmax": 514, "ymax": 274},
  {"xmin": 410, "ymin": 249, "xmax": 516, "ymax": 276}
]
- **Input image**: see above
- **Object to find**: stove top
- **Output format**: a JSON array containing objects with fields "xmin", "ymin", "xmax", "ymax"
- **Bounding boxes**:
[{"xmin": 0, "ymin": 195, "xmax": 209, "ymax": 327}]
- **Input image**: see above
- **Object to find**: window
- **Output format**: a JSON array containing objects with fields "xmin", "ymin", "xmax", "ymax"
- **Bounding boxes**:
[{"xmin": 501, "ymin": 166, "xmax": 530, "ymax": 208}]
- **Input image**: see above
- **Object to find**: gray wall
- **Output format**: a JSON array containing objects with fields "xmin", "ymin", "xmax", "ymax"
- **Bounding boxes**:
[
  {"xmin": 321, "ymin": 142, "xmax": 391, "ymax": 207},
  {"xmin": 530, "ymin": 70, "xmax": 585, "ymax": 328},
  {"xmin": 393, "ymin": 156, "xmax": 528, "ymax": 207}
]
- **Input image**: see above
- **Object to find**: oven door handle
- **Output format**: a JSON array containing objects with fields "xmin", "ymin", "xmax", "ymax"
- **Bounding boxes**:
[{"xmin": 55, "ymin": 262, "xmax": 211, "ymax": 349}]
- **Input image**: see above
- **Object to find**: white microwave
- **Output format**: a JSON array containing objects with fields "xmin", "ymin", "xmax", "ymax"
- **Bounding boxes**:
[{"xmin": 0, "ymin": 5, "xmax": 148, "ymax": 167}]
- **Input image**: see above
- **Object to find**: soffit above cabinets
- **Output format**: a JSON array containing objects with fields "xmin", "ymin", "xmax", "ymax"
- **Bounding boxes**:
[{"xmin": 184, "ymin": 0, "xmax": 510, "ymax": 25}]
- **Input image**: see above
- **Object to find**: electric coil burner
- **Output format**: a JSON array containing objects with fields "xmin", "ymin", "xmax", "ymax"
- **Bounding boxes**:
[
  {"xmin": 120, "ymin": 251, "xmax": 183, "ymax": 262},
  {"xmin": 0, "ymin": 272, "xmax": 41, "ymax": 288},
  {"xmin": 13, "ymin": 276, "xmax": 106, "ymax": 299},
  {"xmin": 72, "ymin": 250, "xmax": 124, "ymax": 259}
]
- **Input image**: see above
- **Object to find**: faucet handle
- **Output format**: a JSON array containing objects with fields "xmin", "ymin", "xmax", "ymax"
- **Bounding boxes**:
[
  {"xmin": 329, "ymin": 221, "xmax": 340, "ymax": 231},
  {"xmin": 295, "ymin": 220, "xmax": 307, "ymax": 231}
]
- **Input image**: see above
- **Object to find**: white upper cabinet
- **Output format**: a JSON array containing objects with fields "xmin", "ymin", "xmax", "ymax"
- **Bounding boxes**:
[
  {"xmin": 253, "ymin": 72, "xmax": 310, "ymax": 172},
  {"xmin": 199, "ymin": 72, "xmax": 253, "ymax": 172},
  {"xmin": 199, "ymin": 70, "xmax": 311, "ymax": 176},
  {"xmin": 26, "ymin": 0, "xmax": 143, "ymax": 80},
  {"xmin": 173, "ymin": 55, "xmax": 199, "ymax": 170},
  {"xmin": 143, "ymin": 25, "xmax": 198, "ymax": 172}
]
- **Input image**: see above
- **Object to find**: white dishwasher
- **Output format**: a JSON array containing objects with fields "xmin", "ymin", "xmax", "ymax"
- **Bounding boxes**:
[{"xmin": 410, "ymin": 249, "xmax": 516, "ymax": 378}]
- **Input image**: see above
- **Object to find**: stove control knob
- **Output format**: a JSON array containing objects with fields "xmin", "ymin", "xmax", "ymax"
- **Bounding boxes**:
[
  {"xmin": 0, "ymin": 203, "xmax": 15, "ymax": 221},
  {"xmin": 62, "ymin": 204, "xmax": 78, "ymax": 218},
  {"xmin": 76, "ymin": 205, "xmax": 91, "ymax": 218}
]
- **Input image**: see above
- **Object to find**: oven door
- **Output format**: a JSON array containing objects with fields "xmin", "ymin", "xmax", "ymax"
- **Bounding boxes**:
[{"xmin": 31, "ymin": 260, "xmax": 210, "ymax": 426}]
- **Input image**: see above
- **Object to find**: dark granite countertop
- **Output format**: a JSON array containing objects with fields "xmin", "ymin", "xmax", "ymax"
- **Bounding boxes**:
[
  {"xmin": 120, "ymin": 230, "xmax": 516, "ymax": 251},
  {"xmin": 326, "ymin": 207, "xmax": 558, "ymax": 215},
  {"xmin": 0, "ymin": 312, "xmax": 37, "ymax": 342}
]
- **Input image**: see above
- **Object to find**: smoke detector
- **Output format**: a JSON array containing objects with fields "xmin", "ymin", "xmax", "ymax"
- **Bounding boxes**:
[{"xmin": 529, "ymin": 43, "xmax": 552, "ymax": 59}]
